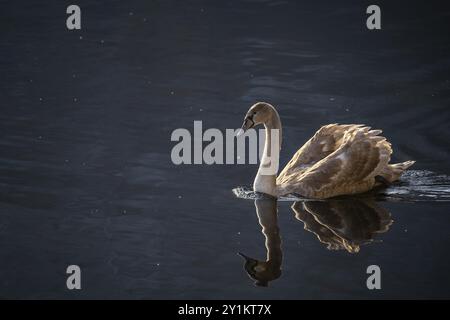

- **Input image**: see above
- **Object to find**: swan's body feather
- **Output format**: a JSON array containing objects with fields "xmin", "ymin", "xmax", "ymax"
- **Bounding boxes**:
[{"xmin": 276, "ymin": 124, "xmax": 403, "ymax": 198}]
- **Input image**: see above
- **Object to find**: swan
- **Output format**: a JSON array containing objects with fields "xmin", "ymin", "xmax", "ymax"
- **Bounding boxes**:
[{"xmin": 238, "ymin": 102, "xmax": 415, "ymax": 199}]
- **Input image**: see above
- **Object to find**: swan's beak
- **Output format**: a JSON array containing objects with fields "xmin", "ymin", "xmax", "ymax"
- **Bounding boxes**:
[{"xmin": 237, "ymin": 116, "xmax": 254, "ymax": 137}]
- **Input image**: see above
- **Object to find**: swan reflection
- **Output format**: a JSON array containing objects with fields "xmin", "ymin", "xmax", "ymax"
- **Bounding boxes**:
[
  {"xmin": 239, "ymin": 197, "xmax": 392, "ymax": 286},
  {"xmin": 238, "ymin": 198, "xmax": 282, "ymax": 287},
  {"xmin": 292, "ymin": 199, "xmax": 392, "ymax": 253}
]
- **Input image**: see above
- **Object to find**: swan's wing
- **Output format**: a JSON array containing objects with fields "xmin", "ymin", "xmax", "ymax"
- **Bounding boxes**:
[
  {"xmin": 278, "ymin": 127, "xmax": 392, "ymax": 198},
  {"xmin": 277, "ymin": 124, "xmax": 364, "ymax": 179}
]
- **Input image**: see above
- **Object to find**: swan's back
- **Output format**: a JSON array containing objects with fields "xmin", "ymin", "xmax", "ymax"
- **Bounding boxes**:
[{"xmin": 277, "ymin": 124, "xmax": 413, "ymax": 199}]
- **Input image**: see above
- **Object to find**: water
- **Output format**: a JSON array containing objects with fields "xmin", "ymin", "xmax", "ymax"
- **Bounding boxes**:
[{"xmin": 0, "ymin": 0, "xmax": 450, "ymax": 299}]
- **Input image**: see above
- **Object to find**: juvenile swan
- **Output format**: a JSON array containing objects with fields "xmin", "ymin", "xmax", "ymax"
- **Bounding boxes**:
[{"xmin": 238, "ymin": 102, "xmax": 415, "ymax": 199}]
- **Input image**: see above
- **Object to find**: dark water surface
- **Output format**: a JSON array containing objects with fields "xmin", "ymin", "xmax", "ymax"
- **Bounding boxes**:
[{"xmin": 1, "ymin": 0, "xmax": 450, "ymax": 298}]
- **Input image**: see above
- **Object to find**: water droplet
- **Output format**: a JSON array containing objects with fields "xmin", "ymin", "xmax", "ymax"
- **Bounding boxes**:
[
  {"xmin": 100, "ymin": 40, "xmax": 104, "ymax": 44},
  {"xmin": 178, "ymin": 195, "xmax": 182, "ymax": 199},
  {"xmin": 79, "ymin": 36, "xmax": 83, "ymax": 40},
  {"xmin": 129, "ymin": 12, "xmax": 134, "ymax": 16},
  {"xmin": 329, "ymin": 97, "xmax": 335, "ymax": 101},
  {"xmin": 73, "ymin": 98, "xmax": 78, "ymax": 102},
  {"xmin": 170, "ymin": 91, "xmax": 174, "ymax": 95}
]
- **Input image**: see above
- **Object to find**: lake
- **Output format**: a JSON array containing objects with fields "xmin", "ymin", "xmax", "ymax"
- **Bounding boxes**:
[{"xmin": 0, "ymin": 0, "xmax": 449, "ymax": 299}]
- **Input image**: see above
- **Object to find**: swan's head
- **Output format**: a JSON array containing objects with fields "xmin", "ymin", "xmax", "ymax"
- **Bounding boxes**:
[{"xmin": 238, "ymin": 102, "xmax": 277, "ymax": 134}]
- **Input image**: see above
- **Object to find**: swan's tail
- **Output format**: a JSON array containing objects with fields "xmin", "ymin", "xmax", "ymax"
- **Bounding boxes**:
[{"xmin": 381, "ymin": 160, "xmax": 416, "ymax": 183}]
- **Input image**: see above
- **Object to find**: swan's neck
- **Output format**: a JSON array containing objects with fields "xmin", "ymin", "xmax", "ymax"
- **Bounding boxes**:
[{"xmin": 253, "ymin": 116, "xmax": 282, "ymax": 196}]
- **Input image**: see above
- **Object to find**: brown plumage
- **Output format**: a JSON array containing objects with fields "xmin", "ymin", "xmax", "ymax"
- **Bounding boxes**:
[
  {"xmin": 277, "ymin": 124, "xmax": 415, "ymax": 198},
  {"xmin": 239, "ymin": 102, "xmax": 415, "ymax": 199}
]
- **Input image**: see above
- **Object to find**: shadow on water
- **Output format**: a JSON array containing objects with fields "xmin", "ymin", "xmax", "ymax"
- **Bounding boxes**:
[{"xmin": 234, "ymin": 169, "xmax": 450, "ymax": 287}]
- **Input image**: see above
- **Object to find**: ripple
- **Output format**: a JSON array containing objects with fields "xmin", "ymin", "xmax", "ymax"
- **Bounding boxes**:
[{"xmin": 380, "ymin": 170, "xmax": 450, "ymax": 202}]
